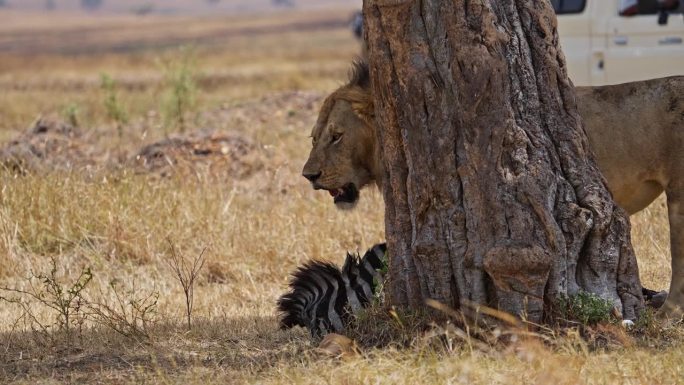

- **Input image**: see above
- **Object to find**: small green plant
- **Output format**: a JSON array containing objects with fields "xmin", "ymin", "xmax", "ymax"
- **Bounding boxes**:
[
  {"xmin": 372, "ymin": 251, "xmax": 388, "ymax": 303},
  {"xmin": 100, "ymin": 73, "xmax": 128, "ymax": 136},
  {"xmin": 0, "ymin": 258, "xmax": 92, "ymax": 349},
  {"xmin": 61, "ymin": 102, "xmax": 80, "ymax": 127},
  {"xmin": 159, "ymin": 47, "xmax": 198, "ymax": 133},
  {"xmin": 559, "ymin": 291, "xmax": 615, "ymax": 325},
  {"xmin": 633, "ymin": 307, "xmax": 659, "ymax": 333}
]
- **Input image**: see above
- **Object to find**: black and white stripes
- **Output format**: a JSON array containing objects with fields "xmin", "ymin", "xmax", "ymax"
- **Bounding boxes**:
[{"xmin": 277, "ymin": 243, "xmax": 387, "ymax": 337}]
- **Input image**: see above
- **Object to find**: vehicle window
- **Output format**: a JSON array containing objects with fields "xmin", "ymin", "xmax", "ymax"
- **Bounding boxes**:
[
  {"xmin": 552, "ymin": 0, "xmax": 586, "ymax": 14},
  {"xmin": 619, "ymin": 0, "xmax": 682, "ymax": 16}
]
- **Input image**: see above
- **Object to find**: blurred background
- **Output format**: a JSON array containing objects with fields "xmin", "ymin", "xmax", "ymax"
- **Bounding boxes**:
[
  {"xmin": 0, "ymin": 0, "xmax": 355, "ymax": 14},
  {"xmin": 0, "ymin": 0, "xmax": 364, "ymax": 139}
]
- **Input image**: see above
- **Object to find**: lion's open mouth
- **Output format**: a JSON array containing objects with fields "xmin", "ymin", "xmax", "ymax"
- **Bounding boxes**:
[{"xmin": 327, "ymin": 183, "xmax": 359, "ymax": 205}]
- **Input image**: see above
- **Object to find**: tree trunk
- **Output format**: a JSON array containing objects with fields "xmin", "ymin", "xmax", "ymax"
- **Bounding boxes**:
[{"xmin": 363, "ymin": 0, "xmax": 644, "ymax": 323}]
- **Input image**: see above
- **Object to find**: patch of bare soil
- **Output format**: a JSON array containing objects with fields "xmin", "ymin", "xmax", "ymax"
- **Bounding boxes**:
[
  {"xmin": 0, "ymin": 91, "xmax": 322, "ymax": 180},
  {"xmin": 206, "ymin": 91, "xmax": 322, "ymax": 131},
  {"xmin": 0, "ymin": 117, "xmax": 265, "ymax": 181},
  {"xmin": 196, "ymin": 91, "xmax": 324, "ymax": 193},
  {"xmin": 133, "ymin": 130, "xmax": 264, "ymax": 180},
  {"xmin": 0, "ymin": 115, "xmax": 98, "ymax": 173}
]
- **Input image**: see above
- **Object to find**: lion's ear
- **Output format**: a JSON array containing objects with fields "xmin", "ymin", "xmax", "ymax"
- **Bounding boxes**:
[{"xmin": 351, "ymin": 99, "xmax": 374, "ymax": 125}]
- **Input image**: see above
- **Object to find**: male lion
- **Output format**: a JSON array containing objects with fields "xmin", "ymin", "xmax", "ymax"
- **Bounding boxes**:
[{"xmin": 302, "ymin": 62, "xmax": 683, "ymax": 319}]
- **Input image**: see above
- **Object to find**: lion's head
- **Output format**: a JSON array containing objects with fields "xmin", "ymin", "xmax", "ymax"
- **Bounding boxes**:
[{"xmin": 302, "ymin": 61, "xmax": 380, "ymax": 209}]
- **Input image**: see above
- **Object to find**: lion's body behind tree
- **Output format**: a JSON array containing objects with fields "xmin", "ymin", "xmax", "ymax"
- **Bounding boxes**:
[{"xmin": 302, "ymin": 63, "xmax": 683, "ymax": 319}]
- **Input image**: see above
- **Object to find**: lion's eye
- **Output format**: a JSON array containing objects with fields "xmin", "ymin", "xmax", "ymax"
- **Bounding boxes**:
[{"xmin": 331, "ymin": 132, "xmax": 343, "ymax": 144}]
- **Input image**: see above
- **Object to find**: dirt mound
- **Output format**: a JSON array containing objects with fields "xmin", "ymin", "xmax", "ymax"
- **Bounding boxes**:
[
  {"xmin": 0, "ymin": 116, "xmax": 95, "ymax": 172},
  {"xmin": 0, "ymin": 117, "xmax": 264, "ymax": 180},
  {"xmin": 205, "ymin": 91, "xmax": 322, "ymax": 132},
  {"xmin": 133, "ymin": 130, "xmax": 264, "ymax": 179},
  {"xmin": 0, "ymin": 91, "xmax": 316, "ymax": 179}
]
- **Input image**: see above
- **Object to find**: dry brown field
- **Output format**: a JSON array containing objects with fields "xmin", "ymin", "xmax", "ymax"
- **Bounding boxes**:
[
  {"xmin": 0, "ymin": 7, "xmax": 681, "ymax": 385},
  {"xmin": 0, "ymin": 0, "xmax": 355, "ymax": 14}
]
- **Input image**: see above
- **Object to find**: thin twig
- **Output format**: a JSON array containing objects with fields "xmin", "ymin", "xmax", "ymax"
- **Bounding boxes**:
[{"xmin": 165, "ymin": 239, "xmax": 207, "ymax": 330}]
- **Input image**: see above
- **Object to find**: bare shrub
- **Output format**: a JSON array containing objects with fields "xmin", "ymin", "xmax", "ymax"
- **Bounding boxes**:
[
  {"xmin": 165, "ymin": 240, "xmax": 207, "ymax": 330},
  {"xmin": 0, "ymin": 258, "xmax": 92, "ymax": 350},
  {"xmin": 87, "ymin": 280, "xmax": 159, "ymax": 341}
]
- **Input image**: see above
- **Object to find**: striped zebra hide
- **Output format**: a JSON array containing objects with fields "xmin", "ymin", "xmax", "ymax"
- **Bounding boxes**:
[{"xmin": 277, "ymin": 243, "xmax": 387, "ymax": 337}]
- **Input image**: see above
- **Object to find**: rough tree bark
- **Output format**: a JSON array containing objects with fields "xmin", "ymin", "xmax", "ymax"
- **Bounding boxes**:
[{"xmin": 363, "ymin": 0, "xmax": 644, "ymax": 322}]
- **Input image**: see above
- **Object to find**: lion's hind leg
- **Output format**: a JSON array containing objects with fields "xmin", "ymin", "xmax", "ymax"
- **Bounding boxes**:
[{"xmin": 662, "ymin": 184, "xmax": 684, "ymax": 321}]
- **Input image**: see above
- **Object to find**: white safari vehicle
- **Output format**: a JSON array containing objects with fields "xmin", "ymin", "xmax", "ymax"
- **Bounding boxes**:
[{"xmin": 555, "ymin": 0, "xmax": 684, "ymax": 85}]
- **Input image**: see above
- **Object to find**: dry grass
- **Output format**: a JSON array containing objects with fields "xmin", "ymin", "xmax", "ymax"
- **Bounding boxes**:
[{"xmin": 0, "ymin": 8, "xmax": 681, "ymax": 385}]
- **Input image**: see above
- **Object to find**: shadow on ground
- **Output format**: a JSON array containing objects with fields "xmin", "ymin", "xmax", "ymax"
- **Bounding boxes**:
[{"xmin": 0, "ymin": 315, "xmax": 312, "ymax": 383}]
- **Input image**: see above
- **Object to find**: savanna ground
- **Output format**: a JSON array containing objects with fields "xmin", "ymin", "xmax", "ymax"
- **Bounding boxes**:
[{"xmin": 0, "ymin": 7, "xmax": 682, "ymax": 385}]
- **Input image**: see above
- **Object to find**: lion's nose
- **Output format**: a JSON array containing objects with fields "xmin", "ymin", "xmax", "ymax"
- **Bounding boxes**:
[{"xmin": 303, "ymin": 171, "xmax": 322, "ymax": 183}]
